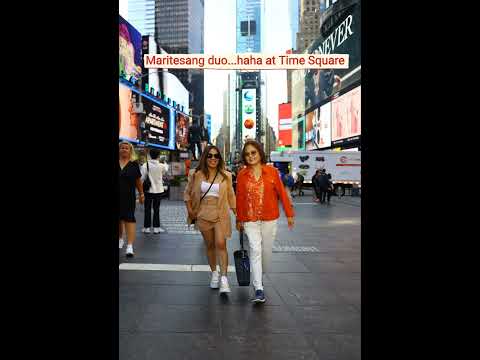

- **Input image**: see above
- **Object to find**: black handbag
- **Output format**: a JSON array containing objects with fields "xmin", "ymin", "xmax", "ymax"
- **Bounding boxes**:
[
  {"xmin": 191, "ymin": 170, "xmax": 218, "ymax": 225},
  {"xmin": 143, "ymin": 159, "xmax": 152, "ymax": 193},
  {"xmin": 234, "ymin": 230, "xmax": 250, "ymax": 286}
]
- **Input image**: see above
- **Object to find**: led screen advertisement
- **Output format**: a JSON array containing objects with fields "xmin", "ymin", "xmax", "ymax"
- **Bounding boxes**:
[
  {"xmin": 119, "ymin": 84, "xmax": 141, "ymax": 142},
  {"xmin": 278, "ymin": 103, "xmax": 292, "ymax": 147},
  {"xmin": 119, "ymin": 82, "xmax": 175, "ymax": 150},
  {"xmin": 142, "ymin": 96, "xmax": 172, "ymax": 147},
  {"xmin": 306, "ymin": 102, "xmax": 332, "ymax": 150},
  {"xmin": 119, "ymin": 15, "xmax": 143, "ymax": 80},
  {"xmin": 176, "ymin": 113, "xmax": 190, "ymax": 151},
  {"xmin": 242, "ymin": 89, "xmax": 257, "ymax": 142},
  {"xmin": 305, "ymin": 107, "xmax": 318, "ymax": 150},
  {"xmin": 331, "ymin": 85, "xmax": 361, "ymax": 142},
  {"xmin": 304, "ymin": 0, "xmax": 361, "ymax": 111}
]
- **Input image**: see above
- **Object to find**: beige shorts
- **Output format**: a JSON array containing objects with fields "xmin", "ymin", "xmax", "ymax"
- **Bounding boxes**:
[{"xmin": 196, "ymin": 197, "xmax": 222, "ymax": 233}]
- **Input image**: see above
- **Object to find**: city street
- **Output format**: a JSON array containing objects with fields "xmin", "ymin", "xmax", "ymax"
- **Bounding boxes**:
[{"xmin": 119, "ymin": 192, "xmax": 360, "ymax": 360}]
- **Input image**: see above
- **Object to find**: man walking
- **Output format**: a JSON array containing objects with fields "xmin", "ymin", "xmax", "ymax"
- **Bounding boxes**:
[{"xmin": 314, "ymin": 169, "xmax": 329, "ymax": 204}]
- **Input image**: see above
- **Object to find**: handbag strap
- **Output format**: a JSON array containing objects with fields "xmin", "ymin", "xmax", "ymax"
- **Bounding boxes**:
[
  {"xmin": 199, "ymin": 170, "xmax": 219, "ymax": 203},
  {"xmin": 239, "ymin": 229, "xmax": 245, "ymax": 250}
]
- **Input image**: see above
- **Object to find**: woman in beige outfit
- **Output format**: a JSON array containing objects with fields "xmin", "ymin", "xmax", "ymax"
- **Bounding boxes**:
[{"xmin": 184, "ymin": 145, "xmax": 236, "ymax": 294}]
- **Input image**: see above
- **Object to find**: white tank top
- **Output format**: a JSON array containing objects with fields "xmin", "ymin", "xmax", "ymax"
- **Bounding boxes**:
[{"xmin": 201, "ymin": 181, "xmax": 220, "ymax": 198}]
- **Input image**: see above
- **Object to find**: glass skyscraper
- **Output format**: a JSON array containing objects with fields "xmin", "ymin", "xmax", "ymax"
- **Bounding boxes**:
[
  {"xmin": 236, "ymin": 0, "xmax": 262, "ymax": 53},
  {"xmin": 128, "ymin": 0, "xmax": 156, "ymax": 36}
]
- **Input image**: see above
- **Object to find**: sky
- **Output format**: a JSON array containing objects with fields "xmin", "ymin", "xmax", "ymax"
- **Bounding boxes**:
[{"xmin": 119, "ymin": 0, "xmax": 294, "ymax": 141}]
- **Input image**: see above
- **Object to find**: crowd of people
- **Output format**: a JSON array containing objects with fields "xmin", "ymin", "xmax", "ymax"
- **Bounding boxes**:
[{"xmin": 118, "ymin": 139, "xmax": 296, "ymax": 304}]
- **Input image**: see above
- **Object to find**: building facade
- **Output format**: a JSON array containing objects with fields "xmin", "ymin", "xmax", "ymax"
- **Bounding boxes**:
[
  {"xmin": 155, "ymin": 0, "xmax": 204, "ymax": 117},
  {"xmin": 296, "ymin": 0, "xmax": 325, "ymax": 53},
  {"xmin": 235, "ymin": 0, "xmax": 263, "ymax": 150},
  {"xmin": 128, "ymin": 0, "xmax": 156, "ymax": 36}
]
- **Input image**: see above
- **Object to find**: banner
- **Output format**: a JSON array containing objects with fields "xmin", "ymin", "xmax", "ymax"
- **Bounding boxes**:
[
  {"xmin": 306, "ymin": 102, "xmax": 332, "ymax": 150},
  {"xmin": 119, "ymin": 15, "xmax": 143, "ymax": 80},
  {"xmin": 278, "ymin": 103, "xmax": 292, "ymax": 147},
  {"xmin": 242, "ymin": 89, "xmax": 257, "ymax": 142},
  {"xmin": 331, "ymin": 85, "xmax": 361, "ymax": 141},
  {"xmin": 119, "ymin": 83, "xmax": 140, "ymax": 142},
  {"xmin": 305, "ymin": 0, "xmax": 361, "ymax": 111},
  {"xmin": 142, "ymin": 96, "xmax": 171, "ymax": 147},
  {"xmin": 176, "ymin": 113, "xmax": 190, "ymax": 151}
]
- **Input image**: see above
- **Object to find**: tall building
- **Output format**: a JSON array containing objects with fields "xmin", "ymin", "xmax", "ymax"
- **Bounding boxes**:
[
  {"xmin": 236, "ymin": 0, "xmax": 263, "ymax": 148},
  {"xmin": 128, "ymin": 0, "xmax": 156, "ymax": 36},
  {"xmin": 236, "ymin": 0, "xmax": 262, "ymax": 53},
  {"xmin": 155, "ymin": 0, "xmax": 204, "ymax": 117},
  {"xmin": 289, "ymin": 0, "xmax": 299, "ymax": 50},
  {"xmin": 296, "ymin": 0, "xmax": 324, "ymax": 53}
]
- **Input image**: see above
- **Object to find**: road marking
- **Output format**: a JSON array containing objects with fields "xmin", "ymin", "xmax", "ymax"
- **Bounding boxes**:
[
  {"xmin": 273, "ymin": 246, "xmax": 320, "ymax": 253},
  {"xmin": 119, "ymin": 263, "xmax": 236, "ymax": 272}
]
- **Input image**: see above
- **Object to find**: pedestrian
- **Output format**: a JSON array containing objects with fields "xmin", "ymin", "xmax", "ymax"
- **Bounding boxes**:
[
  {"xmin": 236, "ymin": 140, "xmax": 295, "ymax": 304},
  {"xmin": 312, "ymin": 169, "xmax": 321, "ymax": 202},
  {"xmin": 314, "ymin": 169, "xmax": 329, "ymax": 204},
  {"xmin": 188, "ymin": 120, "xmax": 202, "ymax": 160},
  {"xmin": 282, "ymin": 170, "xmax": 295, "ymax": 200},
  {"xmin": 184, "ymin": 145, "xmax": 236, "ymax": 295},
  {"xmin": 119, "ymin": 140, "xmax": 145, "ymax": 257},
  {"xmin": 326, "ymin": 173, "xmax": 334, "ymax": 204},
  {"xmin": 295, "ymin": 173, "xmax": 305, "ymax": 196},
  {"xmin": 141, "ymin": 149, "xmax": 169, "ymax": 234}
]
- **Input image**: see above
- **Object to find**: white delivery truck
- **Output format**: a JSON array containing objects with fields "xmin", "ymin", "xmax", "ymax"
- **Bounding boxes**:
[{"xmin": 270, "ymin": 150, "xmax": 361, "ymax": 196}]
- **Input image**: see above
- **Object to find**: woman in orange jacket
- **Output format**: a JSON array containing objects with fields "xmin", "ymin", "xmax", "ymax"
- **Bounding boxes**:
[{"xmin": 235, "ymin": 140, "xmax": 295, "ymax": 303}]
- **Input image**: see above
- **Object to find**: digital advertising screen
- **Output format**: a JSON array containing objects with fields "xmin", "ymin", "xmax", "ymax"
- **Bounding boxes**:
[
  {"xmin": 306, "ymin": 102, "xmax": 331, "ymax": 150},
  {"xmin": 331, "ymin": 85, "xmax": 361, "ymax": 142},
  {"xmin": 241, "ymin": 89, "xmax": 257, "ymax": 142},
  {"xmin": 176, "ymin": 112, "xmax": 190, "ymax": 151},
  {"xmin": 278, "ymin": 103, "xmax": 292, "ymax": 147},
  {"xmin": 305, "ymin": 107, "xmax": 319, "ymax": 150},
  {"xmin": 304, "ymin": 0, "xmax": 361, "ymax": 111},
  {"xmin": 119, "ymin": 15, "xmax": 143, "ymax": 80},
  {"xmin": 142, "ymin": 95, "xmax": 172, "ymax": 148},
  {"xmin": 119, "ymin": 83, "xmax": 141, "ymax": 142},
  {"xmin": 119, "ymin": 82, "xmax": 176, "ymax": 150}
]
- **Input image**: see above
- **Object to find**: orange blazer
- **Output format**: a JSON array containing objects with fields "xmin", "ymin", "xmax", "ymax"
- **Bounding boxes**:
[{"xmin": 236, "ymin": 164, "xmax": 294, "ymax": 222}]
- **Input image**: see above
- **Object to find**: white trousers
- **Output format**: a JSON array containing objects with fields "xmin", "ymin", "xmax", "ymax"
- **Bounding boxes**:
[{"xmin": 243, "ymin": 220, "xmax": 278, "ymax": 291}]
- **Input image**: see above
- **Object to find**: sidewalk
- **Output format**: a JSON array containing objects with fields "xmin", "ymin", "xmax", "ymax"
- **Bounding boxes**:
[{"xmin": 119, "ymin": 198, "xmax": 361, "ymax": 360}]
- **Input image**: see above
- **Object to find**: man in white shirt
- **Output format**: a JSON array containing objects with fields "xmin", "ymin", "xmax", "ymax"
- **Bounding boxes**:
[{"xmin": 140, "ymin": 149, "xmax": 169, "ymax": 234}]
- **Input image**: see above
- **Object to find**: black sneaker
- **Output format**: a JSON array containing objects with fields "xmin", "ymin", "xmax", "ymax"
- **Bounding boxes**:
[{"xmin": 252, "ymin": 289, "xmax": 266, "ymax": 303}]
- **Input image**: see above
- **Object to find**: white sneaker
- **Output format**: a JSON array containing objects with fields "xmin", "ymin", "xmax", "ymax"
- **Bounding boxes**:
[
  {"xmin": 142, "ymin": 228, "xmax": 151, "ymax": 233},
  {"xmin": 219, "ymin": 276, "xmax": 231, "ymax": 294},
  {"xmin": 154, "ymin": 227, "xmax": 166, "ymax": 234},
  {"xmin": 210, "ymin": 271, "xmax": 220, "ymax": 289},
  {"xmin": 126, "ymin": 245, "xmax": 134, "ymax": 258},
  {"xmin": 119, "ymin": 238, "xmax": 125, "ymax": 249}
]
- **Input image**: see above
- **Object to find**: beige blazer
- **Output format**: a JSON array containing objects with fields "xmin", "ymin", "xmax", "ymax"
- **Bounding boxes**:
[{"xmin": 184, "ymin": 169, "xmax": 236, "ymax": 238}]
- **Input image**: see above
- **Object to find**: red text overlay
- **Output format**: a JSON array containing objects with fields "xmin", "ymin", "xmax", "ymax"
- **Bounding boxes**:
[{"xmin": 144, "ymin": 54, "xmax": 349, "ymax": 70}]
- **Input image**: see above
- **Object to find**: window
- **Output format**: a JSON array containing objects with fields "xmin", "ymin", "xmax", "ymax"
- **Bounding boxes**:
[{"xmin": 240, "ymin": 20, "xmax": 256, "ymax": 36}]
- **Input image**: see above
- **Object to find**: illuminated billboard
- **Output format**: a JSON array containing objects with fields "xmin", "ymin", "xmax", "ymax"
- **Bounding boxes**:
[{"xmin": 242, "ymin": 89, "xmax": 256, "ymax": 142}]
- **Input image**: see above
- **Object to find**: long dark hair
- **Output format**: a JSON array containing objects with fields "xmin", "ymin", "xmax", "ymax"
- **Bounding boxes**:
[
  {"xmin": 241, "ymin": 140, "xmax": 267, "ymax": 165},
  {"xmin": 195, "ymin": 145, "xmax": 227, "ymax": 180}
]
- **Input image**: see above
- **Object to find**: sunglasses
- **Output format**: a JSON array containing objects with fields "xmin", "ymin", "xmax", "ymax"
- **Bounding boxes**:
[
  {"xmin": 207, "ymin": 153, "xmax": 220, "ymax": 159},
  {"xmin": 245, "ymin": 150, "xmax": 258, "ymax": 157}
]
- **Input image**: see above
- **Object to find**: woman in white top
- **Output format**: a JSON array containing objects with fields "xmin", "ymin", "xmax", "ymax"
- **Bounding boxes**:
[
  {"xmin": 184, "ymin": 145, "xmax": 236, "ymax": 294},
  {"xmin": 140, "ymin": 149, "xmax": 169, "ymax": 234}
]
